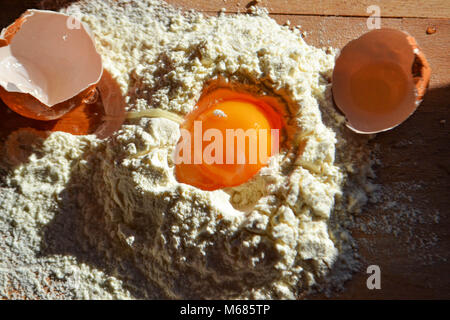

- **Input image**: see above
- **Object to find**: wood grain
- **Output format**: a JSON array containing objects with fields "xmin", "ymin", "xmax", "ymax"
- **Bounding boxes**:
[
  {"xmin": 170, "ymin": 0, "xmax": 450, "ymax": 18},
  {"xmin": 0, "ymin": 0, "xmax": 449, "ymax": 299}
]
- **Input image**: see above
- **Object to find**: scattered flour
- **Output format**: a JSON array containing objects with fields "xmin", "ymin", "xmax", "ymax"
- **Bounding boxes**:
[{"xmin": 0, "ymin": 0, "xmax": 382, "ymax": 299}]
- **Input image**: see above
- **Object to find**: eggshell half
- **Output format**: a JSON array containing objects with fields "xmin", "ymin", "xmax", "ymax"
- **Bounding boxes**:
[
  {"xmin": 0, "ymin": 10, "xmax": 102, "ymax": 113},
  {"xmin": 332, "ymin": 28, "xmax": 431, "ymax": 134}
]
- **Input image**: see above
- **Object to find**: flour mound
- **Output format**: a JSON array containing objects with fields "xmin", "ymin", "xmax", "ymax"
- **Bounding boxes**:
[{"xmin": 0, "ymin": 0, "xmax": 372, "ymax": 299}]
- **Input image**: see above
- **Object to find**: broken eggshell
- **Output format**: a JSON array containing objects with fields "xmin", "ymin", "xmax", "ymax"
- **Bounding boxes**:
[
  {"xmin": 332, "ymin": 28, "xmax": 431, "ymax": 134},
  {"xmin": 0, "ymin": 9, "xmax": 103, "ymax": 120}
]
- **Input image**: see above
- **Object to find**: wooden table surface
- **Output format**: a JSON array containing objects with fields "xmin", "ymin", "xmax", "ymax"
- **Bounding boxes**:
[{"xmin": 0, "ymin": 0, "xmax": 449, "ymax": 299}]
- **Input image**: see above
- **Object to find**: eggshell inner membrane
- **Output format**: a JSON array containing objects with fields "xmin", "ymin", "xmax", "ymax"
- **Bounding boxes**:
[
  {"xmin": 0, "ymin": 10, "xmax": 102, "ymax": 107},
  {"xmin": 94, "ymin": 70, "xmax": 126, "ymax": 139},
  {"xmin": 332, "ymin": 29, "xmax": 420, "ymax": 134}
]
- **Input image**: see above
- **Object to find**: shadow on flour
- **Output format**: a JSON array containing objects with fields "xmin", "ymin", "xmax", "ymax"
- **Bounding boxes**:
[{"xmin": 37, "ymin": 144, "xmax": 166, "ymax": 299}]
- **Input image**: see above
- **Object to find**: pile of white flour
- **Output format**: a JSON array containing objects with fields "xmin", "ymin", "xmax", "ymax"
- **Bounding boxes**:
[{"xmin": 0, "ymin": 0, "xmax": 375, "ymax": 299}]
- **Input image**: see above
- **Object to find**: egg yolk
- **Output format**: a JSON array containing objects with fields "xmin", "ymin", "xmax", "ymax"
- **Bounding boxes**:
[{"xmin": 175, "ymin": 89, "xmax": 283, "ymax": 191}]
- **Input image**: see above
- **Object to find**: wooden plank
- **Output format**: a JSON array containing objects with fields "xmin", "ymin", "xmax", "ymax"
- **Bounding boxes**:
[
  {"xmin": 266, "ymin": 15, "xmax": 450, "ymax": 87},
  {"xmin": 170, "ymin": 0, "xmax": 450, "ymax": 18}
]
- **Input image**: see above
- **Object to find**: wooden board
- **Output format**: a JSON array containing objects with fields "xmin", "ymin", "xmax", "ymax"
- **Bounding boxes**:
[
  {"xmin": 173, "ymin": 0, "xmax": 450, "ymax": 18},
  {"xmin": 0, "ymin": 0, "xmax": 449, "ymax": 299}
]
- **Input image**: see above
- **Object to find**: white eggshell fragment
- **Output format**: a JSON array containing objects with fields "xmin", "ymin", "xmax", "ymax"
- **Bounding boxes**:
[{"xmin": 0, "ymin": 9, "xmax": 102, "ymax": 107}]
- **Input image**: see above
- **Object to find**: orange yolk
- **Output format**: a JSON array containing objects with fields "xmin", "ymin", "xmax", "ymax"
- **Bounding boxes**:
[{"xmin": 175, "ymin": 89, "xmax": 283, "ymax": 191}]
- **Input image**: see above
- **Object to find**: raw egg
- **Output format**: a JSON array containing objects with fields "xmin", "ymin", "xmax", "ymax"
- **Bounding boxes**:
[
  {"xmin": 332, "ymin": 28, "xmax": 431, "ymax": 134},
  {"xmin": 175, "ymin": 88, "xmax": 283, "ymax": 191},
  {"xmin": 0, "ymin": 10, "xmax": 103, "ymax": 120}
]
